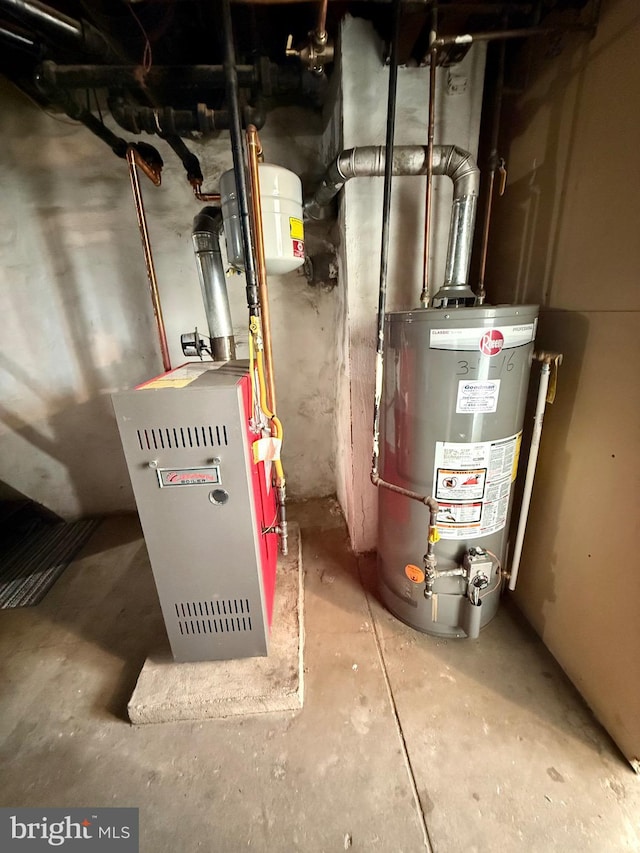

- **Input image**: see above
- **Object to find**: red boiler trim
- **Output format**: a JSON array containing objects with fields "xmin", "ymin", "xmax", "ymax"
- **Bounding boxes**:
[{"xmin": 238, "ymin": 372, "xmax": 278, "ymax": 627}]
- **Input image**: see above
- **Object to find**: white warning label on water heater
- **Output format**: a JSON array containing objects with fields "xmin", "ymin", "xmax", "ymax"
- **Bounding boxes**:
[
  {"xmin": 456, "ymin": 379, "xmax": 501, "ymax": 414},
  {"xmin": 433, "ymin": 432, "xmax": 521, "ymax": 540}
]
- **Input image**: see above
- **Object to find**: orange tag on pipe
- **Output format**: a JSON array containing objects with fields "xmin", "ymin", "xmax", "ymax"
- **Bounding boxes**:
[{"xmin": 405, "ymin": 564, "xmax": 425, "ymax": 584}]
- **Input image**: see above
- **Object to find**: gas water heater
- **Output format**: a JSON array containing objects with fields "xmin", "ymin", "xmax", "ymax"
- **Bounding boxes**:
[{"xmin": 377, "ymin": 305, "xmax": 538, "ymax": 638}]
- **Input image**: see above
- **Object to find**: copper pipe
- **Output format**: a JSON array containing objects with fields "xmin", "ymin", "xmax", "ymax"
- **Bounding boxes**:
[
  {"xmin": 476, "ymin": 169, "xmax": 494, "ymax": 304},
  {"xmin": 126, "ymin": 148, "xmax": 171, "ymax": 372},
  {"xmin": 130, "ymin": 147, "xmax": 161, "ymax": 186},
  {"xmin": 420, "ymin": 46, "xmax": 438, "ymax": 307},
  {"xmin": 477, "ymin": 36, "xmax": 506, "ymax": 304},
  {"xmin": 430, "ymin": 25, "xmax": 591, "ymax": 50},
  {"xmin": 316, "ymin": 0, "xmax": 328, "ymax": 40},
  {"xmin": 246, "ymin": 124, "xmax": 277, "ymax": 416},
  {"xmin": 191, "ymin": 181, "xmax": 221, "ymax": 203}
]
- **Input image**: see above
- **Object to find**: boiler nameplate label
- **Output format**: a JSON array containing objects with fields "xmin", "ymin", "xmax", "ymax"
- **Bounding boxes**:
[{"xmin": 157, "ymin": 466, "xmax": 221, "ymax": 487}]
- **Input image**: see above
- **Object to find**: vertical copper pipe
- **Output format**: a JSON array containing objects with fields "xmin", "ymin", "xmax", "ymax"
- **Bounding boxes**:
[
  {"xmin": 477, "ymin": 37, "xmax": 506, "ymax": 304},
  {"xmin": 246, "ymin": 125, "xmax": 277, "ymax": 416},
  {"xmin": 476, "ymin": 170, "xmax": 495, "ymax": 304},
  {"xmin": 420, "ymin": 46, "xmax": 438, "ymax": 307},
  {"xmin": 126, "ymin": 148, "xmax": 172, "ymax": 372},
  {"xmin": 316, "ymin": 0, "xmax": 328, "ymax": 38}
]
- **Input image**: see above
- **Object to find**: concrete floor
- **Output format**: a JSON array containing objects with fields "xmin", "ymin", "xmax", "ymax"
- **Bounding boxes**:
[{"xmin": 0, "ymin": 498, "xmax": 638, "ymax": 852}]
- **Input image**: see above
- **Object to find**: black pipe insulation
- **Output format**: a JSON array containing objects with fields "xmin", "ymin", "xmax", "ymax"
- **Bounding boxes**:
[
  {"xmin": 162, "ymin": 135, "xmax": 203, "ymax": 184},
  {"xmin": 0, "ymin": 21, "xmax": 41, "ymax": 54},
  {"xmin": 107, "ymin": 98, "xmax": 266, "ymax": 137},
  {"xmin": 37, "ymin": 62, "xmax": 259, "ymax": 91},
  {"xmin": 34, "ymin": 60, "xmax": 315, "ymax": 103},
  {"xmin": 371, "ymin": 0, "xmax": 402, "ymax": 479},
  {"xmin": 221, "ymin": 0, "xmax": 259, "ymax": 316}
]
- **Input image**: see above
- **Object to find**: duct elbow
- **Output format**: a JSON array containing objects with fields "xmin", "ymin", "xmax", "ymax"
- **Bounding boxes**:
[
  {"xmin": 436, "ymin": 144, "xmax": 480, "ymax": 200},
  {"xmin": 192, "ymin": 206, "xmax": 224, "ymax": 250}
]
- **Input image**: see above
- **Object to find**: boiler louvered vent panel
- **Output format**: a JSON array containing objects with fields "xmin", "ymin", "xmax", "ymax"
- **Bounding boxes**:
[
  {"xmin": 174, "ymin": 598, "xmax": 252, "ymax": 636},
  {"xmin": 136, "ymin": 425, "xmax": 229, "ymax": 451}
]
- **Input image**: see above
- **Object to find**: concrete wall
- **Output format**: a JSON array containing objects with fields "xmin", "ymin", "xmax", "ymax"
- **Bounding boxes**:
[
  {"xmin": 336, "ymin": 17, "xmax": 486, "ymax": 551},
  {"xmin": 0, "ymin": 84, "xmax": 336, "ymax": 517},
  {"xmin": 485, "ymin": 0, "xmax": 640, "ymax": 767}
]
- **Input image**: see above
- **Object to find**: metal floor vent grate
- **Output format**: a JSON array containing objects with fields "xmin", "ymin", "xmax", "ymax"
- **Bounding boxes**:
[
  {"xmin": 137, "ymin": 425, "xmax": 228, "ymax": 451},
  {"xmin": 174, "ymin": 598, "xmax": 252, "ymax": 636}
]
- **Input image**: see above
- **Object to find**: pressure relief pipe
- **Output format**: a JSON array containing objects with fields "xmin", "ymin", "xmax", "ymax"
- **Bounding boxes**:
[
  {"xmin": 508, "ymin": 353, "xmax": 562, "ymax": 590},
  {"xmin": 191, "ymin": 208, "xmax": 236, "ymax": 362}
]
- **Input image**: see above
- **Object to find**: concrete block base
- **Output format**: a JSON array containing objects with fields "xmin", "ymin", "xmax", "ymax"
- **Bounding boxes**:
[{"xmin": 127, "ymin": 523, "xmax": 304, "ymax": 724}]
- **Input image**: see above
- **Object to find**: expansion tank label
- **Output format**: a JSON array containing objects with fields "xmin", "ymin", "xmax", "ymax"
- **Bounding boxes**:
[
  {"xmin": 429, "ymin": 323, "xmax": 536, "ymax": 352},
  {"xmin": 289, "ymin": 217, "xmax": 304, "ymax": 239},
  {"xmin": 433, "ymin": 432, "xmax": 521, "ymax": 540}
]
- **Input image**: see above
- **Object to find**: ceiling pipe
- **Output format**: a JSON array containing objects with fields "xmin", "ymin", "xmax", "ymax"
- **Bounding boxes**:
[
  {"xmin": 0, "ymin": 21, "xmax": 40, "ymax": 54},
  {"xmin": 430, "ymin": 21, "xmax": 593, "ymax": 51},
  {"xmin": 0, "ymin": 0, "xmax": 122, "ymax": 61},
  {"xmin": 306, "ymin": 144, "xmax": 479, "ymax": 303},
  {"xmin": 36, "ymin": 62, "xmax": 259, "ymax": 91},
  {"xmin": 108, "ymin": 98, "xmax": 266, "ymax": 137}
]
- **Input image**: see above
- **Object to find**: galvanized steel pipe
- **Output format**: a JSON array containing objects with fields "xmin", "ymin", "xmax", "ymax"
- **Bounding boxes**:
[
  {"xmin": 192, "ymin": 209, "xmax": 236, "ymax": 362},
  {"xmin": 306, "ymin": 144, "xmax": 479, "ymax": 300}
]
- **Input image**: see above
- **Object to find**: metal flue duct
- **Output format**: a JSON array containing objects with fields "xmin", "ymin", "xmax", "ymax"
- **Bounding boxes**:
[
  {"xmin": 192, "ymin": 208, "xmax": 236, "ymax": 362},
  {"xmin": 306, "ymin": 144, "xmax": 479, "ymax": 303}
]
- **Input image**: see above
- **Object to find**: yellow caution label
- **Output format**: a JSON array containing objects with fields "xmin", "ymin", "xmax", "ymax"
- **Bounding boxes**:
[
  {"xmin": 512, "ymin": 431, "xmax": 523, "ymax": 481},
  {"xmin": 289, "ymin": 217, "xmax": 304, "ymax": 240}
]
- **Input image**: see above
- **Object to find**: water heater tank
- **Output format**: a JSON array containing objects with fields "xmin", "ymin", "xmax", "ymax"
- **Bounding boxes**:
[
  {"xmin": 378, "ymin": 304, "xmax": 538, "ymax": 637},
  {"xmin": 220, "ymin": 163, "xmax": 305, "ymax": 275}
]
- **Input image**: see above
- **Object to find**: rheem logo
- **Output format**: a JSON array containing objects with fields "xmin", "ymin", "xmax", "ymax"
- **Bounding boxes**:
[{"xmin": 479, "ymin": 329, "xmax": 504, "ymax": 356}]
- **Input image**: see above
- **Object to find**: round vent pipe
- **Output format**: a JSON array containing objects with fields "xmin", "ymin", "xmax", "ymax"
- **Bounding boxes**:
[
  {"xmin": 192, "ymin": 208, "xmax": 236, "ymax": 362},
  {"xmin": 305, "ymin": 144, "xmax": 479, "ymax": 303}
]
